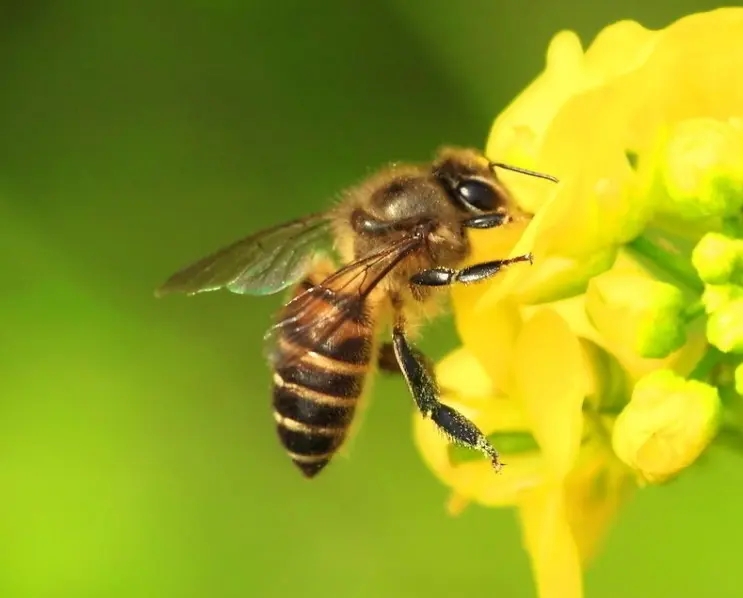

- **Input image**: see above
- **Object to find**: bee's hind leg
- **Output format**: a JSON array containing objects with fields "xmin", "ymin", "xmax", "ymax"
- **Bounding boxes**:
[
  {"xmin": 377, "ymin": 342, "xmax": 430, "ymax": 376},
  {"xmin": 388, "ymin": 309, "xmax": 504, "ymax": 473}
]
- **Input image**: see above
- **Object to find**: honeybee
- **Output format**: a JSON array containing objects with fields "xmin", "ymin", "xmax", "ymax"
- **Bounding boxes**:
[{"xmin": 156, "ymin": 147, "xmax": 557, "ymax": 478}]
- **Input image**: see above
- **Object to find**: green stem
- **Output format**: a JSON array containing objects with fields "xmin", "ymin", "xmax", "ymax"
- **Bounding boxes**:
[
  {"xmin": 683, "ymin": 299, "xmax": 707, "ymax": 324},
  {"xmin": 688, "ymin": 346, "xmax": 725, "ymax": 382},
  {"xmin": 718, "ymin": 384, "xmax": 743, "ymax": 438},
  {"xmin": 626, "ymin": 234, "xmax": 704, "ymax": 293},
  {"xmin": 722, "ymin": 215, "xmax": 743, "ymax": 239}
]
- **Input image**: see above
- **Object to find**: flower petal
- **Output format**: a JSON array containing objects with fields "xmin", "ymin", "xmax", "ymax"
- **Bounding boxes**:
[
  {"xmin": 453, "ymin": 297, "xmax": 524, "ymax": 396},
  {"xmin": 513, "ymin": 308, "xmax": 587, "ymax": 478},
  {"xmin": 518, "ymin": 484, "xmax": 583, "ymax": 598},
  {"xmin": 486, "ymin": 20, "xmax": 658, "ymax": 218},
  {"xmin": 629, "ymin": 8, "xmax": 743, "ymax": 152},
  {"xmin": 487, "ymin": 30, "xmax": 585, "ymax": 167},
  {"xmin": 563, "ymin": 446, "xmax": 636, "ymax": 565},
  {"xmin": 436, "ymin": 345, "xmax": 495, "ymax": 399},
  {"xmin": 582, "ymin": 20, "xmax": 657, "ymax": 78}
]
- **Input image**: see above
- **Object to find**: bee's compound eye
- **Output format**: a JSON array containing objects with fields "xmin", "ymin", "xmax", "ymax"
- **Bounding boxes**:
[{"xmin": 456, "ymin": 180, "xmax": 497, "ymax": 212}]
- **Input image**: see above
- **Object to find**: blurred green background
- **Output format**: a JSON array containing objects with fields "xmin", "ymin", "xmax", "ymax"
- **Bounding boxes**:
[{"xmin": 2, "ymin": 1, "xmax": 742, "ymax": 597}]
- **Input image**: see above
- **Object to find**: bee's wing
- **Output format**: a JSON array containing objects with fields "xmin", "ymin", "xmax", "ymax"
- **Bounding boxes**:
[
  {"xmin": 266, "ymin": 233, "xmax": 424, "ymax": 367},
  {"xmin": 155, "ymin": 213, "xmax": 333, "ymax": 297}
]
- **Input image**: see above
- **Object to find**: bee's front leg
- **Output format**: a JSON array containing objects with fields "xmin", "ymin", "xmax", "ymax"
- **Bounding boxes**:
[
  {"xmin": 409, "ymin": 253, "xmax": 532, "ymax": 287},
  {"xmin": 461, "ymin": 213, "xmax": 510, "ymax": 229}
]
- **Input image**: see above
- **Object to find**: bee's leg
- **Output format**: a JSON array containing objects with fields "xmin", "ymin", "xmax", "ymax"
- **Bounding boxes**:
[
  {"xmin": 410, "ymin": 253, "xmax": 532, "ymax": 288},
  {"xmin": 461, "ymin": 213, "xmax": 510, "ymax": 229},
  {"xmin": 377, "ymin": 342, "xmax": 428, "ymax": 375},
  {"xmin": 390, "ymin": 313, "xmax": 503, "ymax": 472}
]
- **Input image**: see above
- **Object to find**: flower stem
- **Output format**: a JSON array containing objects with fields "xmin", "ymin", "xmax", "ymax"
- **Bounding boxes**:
[
  {"xmin": 683, "ymin": 299, "xmax": 706, "ymax": 323},
  {"xmin": 717, "ymin": 384, "xmax": 743, "ymax": 442},
  {"xmin": 626, "ymin": 233, "xmax": 704, "ymax": 293},
  {"xmin": 688, "ymin": 346, "xmax": 724, "ymax": 382},
  {"xmin": 722, "ymin": 215, "xmax": 743, "ymax": 238}
]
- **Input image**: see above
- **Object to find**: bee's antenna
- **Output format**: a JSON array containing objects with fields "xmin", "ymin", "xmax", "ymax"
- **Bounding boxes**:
[{"xmin": 489, "ymin": 162, "xmax": 559, "ymax": 183}]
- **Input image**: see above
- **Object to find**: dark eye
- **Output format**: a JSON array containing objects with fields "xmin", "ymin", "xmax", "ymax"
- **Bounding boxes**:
[{"xmin": 456, "ymin": 179, "xmax": 497, "ymax": 211}]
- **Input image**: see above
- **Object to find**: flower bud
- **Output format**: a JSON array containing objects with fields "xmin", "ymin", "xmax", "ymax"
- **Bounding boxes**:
[
  {"xmin": 658, "ymin": 118, "xmax": 743, "ymax": 220},
  {"xmin": 707, "ymin": 298, "xmax": 743, "ymax": 353},
  {"xmin": 585, "ymin": 272, "xmax": 687, "ymax": 359},
  {"xmin": 692, "ymin": 232, "xmax": 743, "ymax": 285},
  {"xmin": 611, "ymin": 369, "xmax": 720, "ymax": 484}
]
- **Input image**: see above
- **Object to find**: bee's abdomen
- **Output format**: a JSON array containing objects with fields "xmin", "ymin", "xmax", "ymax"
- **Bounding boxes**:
[{"xmin": 271, "ymin": 279, "xmax": 374, "ymax": 478}]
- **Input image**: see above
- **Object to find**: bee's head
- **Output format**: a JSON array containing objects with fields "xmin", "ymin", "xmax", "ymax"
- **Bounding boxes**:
[{"xmin": 432, "ymin": 147, "xmax": 557, "ymax": 220}]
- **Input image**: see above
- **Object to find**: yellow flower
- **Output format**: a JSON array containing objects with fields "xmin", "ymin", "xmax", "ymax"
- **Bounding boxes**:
[
  {"xmin": 414, "ymin": 346, "xmax": 635, "ymax": 598},
  {"xmin": 415, "ymin": 8, "xmax": 743, "ymax": 598}
]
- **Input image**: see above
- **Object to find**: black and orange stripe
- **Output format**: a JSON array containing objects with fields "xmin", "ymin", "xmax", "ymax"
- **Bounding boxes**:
[{"xmin": 271, "ymin": 274, "xmax": 375, "ymax": 478}]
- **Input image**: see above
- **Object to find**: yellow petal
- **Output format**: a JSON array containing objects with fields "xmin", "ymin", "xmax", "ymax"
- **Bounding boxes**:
[
  {"xmin": 581, "ymin": 20, "xmax": 657, "ymax": 78},
  {"xmin": 510, "ymin": 248, "xmax": 619, "ymax": 306},
  {"xmin": 629, "ymin": 8, "xmax": 743, "ymax": 152},
  {"xmin": 436, "ymin": 345, "xmax": 494, "ymax": 399},
  {"xmin": 513, "ymin": 308, "xmax": 587, "ymax": 478},
  {"xmin": 563, "ymin": 446, "xmax": 635, "ymax": 565},
  {"xmin": 518, "ymin": 484, "xmax": 583, "ymax": 598},
  {"xmin": 450, "ymin": 218, "xmax": 531, "ymax": 395},
  {"xmin": 452, "ymin": 297, "xmax": 524, "ymax": 396},
  {"xmin": 487, "ymin": 20, "xmax": 658, "ymax": 216},
  {"xmin": 469, "ymin": 163, "xmax": 635, "ymax": 310},
  {"xmin": 525, "ymin": 295, "xmax": 603, "ymax": 348},
  {"xmin": 487, "ymin": 30, "xmax": 585, "ymax": 165},
  {"xmin": 487, "ymin": 19, "xmax": 656, "ymax": 165}
]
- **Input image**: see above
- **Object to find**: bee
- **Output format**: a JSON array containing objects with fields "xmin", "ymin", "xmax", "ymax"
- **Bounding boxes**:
[{"xmin": 155, "ymin": 147, "xmax": 557, "ymax": 478}]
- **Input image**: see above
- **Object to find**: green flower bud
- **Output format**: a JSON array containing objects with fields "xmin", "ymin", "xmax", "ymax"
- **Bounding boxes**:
[
  {"xmin": 692, "ymin": 232, "xmax": 743, "ymax": 285},
  {"xmin": 658, "ymin": 118, "xmax": 743, "ymax": 220},
  {"xmin": 585, "ymin": 272, "xmax": 687, "ymax": 359},
  {"xmin": 612, "ymin": 369, "xmax": 720, "ymax": 484},
  {"xmin": 707, "ymin": 298, "xmax": 743, "ymax": 353}
]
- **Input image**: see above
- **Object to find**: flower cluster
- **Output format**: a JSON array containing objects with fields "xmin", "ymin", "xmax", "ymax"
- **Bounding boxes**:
[{"xmin": 414, "ymin": 9, "xmax": 743, "ymax": 598}]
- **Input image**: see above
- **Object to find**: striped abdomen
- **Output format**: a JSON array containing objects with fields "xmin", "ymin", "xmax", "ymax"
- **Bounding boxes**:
[{"xmin": 270, "ymin": 273, "xmax": 375, "ymax": 478}]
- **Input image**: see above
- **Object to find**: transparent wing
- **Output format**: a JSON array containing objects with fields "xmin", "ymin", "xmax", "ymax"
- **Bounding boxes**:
[
  {"xmin": 266, "ymin": 233, "xmax": 424, "ymax": 368},
  {"xmin": 155, "ymin": 213, "xmax": 333, "ymax": 297}
]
